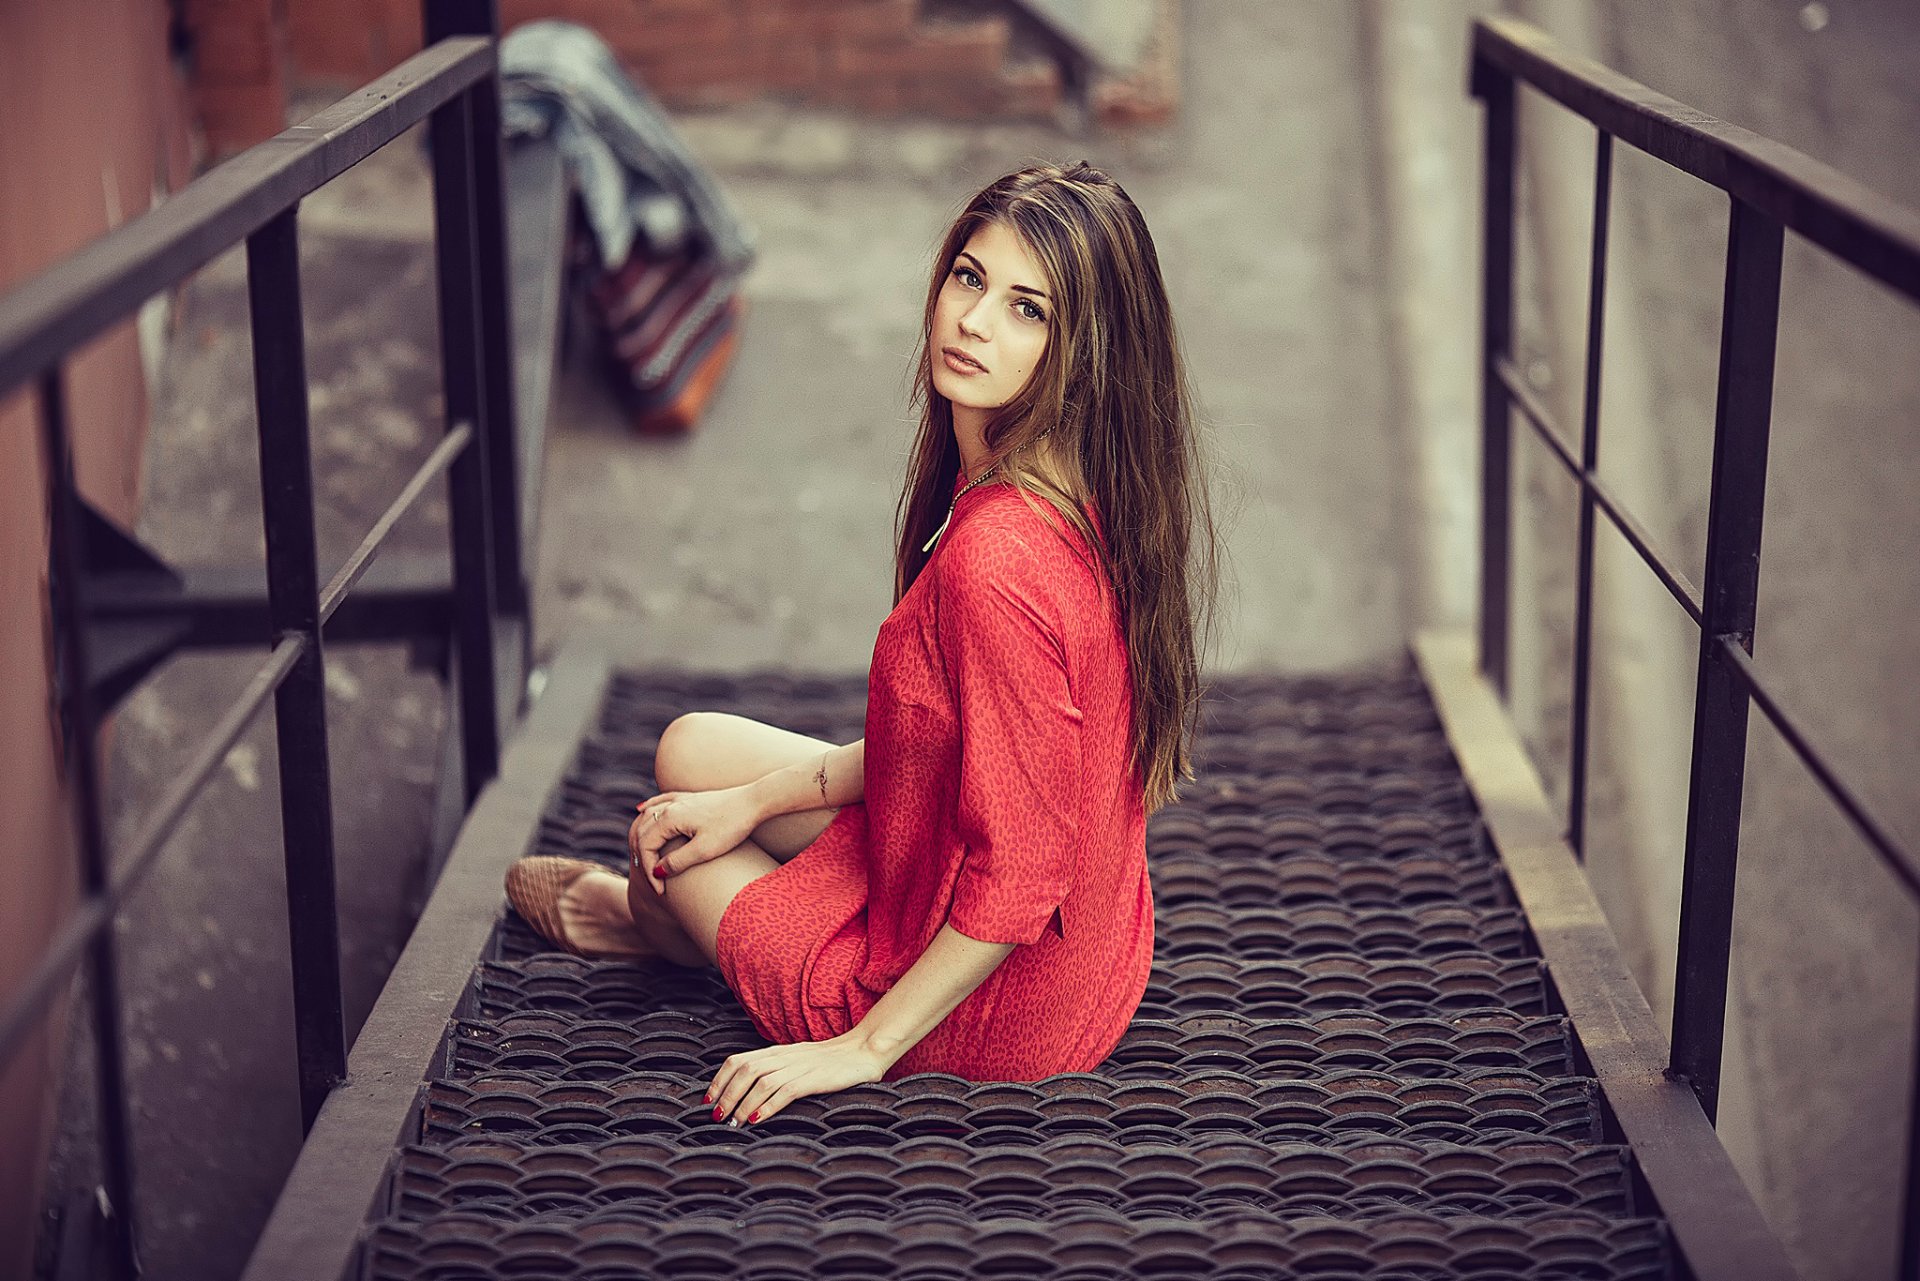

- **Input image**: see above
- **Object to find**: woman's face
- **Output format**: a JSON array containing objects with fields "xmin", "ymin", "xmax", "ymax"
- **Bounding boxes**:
[{"xmin": 930, "ymin": 220, "xmax": 1052, "ymax": 411}]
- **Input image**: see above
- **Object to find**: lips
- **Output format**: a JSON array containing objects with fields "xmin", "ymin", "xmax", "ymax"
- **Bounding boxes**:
[{"xmin": 942, "ymin": 346, "xmax": 987, "ymax": 372}]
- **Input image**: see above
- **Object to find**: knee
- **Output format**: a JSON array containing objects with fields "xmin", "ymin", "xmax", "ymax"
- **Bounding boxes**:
[{"xmin": 654, "ymin": 711, "xmax": 721, "ymax": 792}]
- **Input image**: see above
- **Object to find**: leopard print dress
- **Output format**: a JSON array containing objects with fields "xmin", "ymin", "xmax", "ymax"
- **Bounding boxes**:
[{"xmin": 713, "ymin": 467, "xmax": 1152, "ymax": 1081}]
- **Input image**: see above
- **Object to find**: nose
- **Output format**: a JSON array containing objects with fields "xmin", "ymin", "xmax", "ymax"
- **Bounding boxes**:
[{"xmin": 958, "ymin": 297, "xmax": 991, "ymax": 341}]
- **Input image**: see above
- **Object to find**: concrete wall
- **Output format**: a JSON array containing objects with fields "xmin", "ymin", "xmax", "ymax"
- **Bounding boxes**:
[
  {"xmin": 0, "ymin": 1, "xmax": 191, "ymax": 1276},
  {"xmin": 1372, "ymin": 3, "xmax": 1920, "ymax": 1277}
]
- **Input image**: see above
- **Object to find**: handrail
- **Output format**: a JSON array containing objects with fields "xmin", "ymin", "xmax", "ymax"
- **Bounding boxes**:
[
  {"xmin": 1716, "ymin": 636, "xmax": 1920, "ymax": 896},
  {"xmin": 322, "ymin": 423, "xmax": 472, "ymax": 621},
  {"xmin": 1490, "ymin": 354, "xmax": 1706, "ymax": 627},
  {"xmin": 1470, "ymin": 15, "xmax": 1920, "ymax": 301},
  {"xmin": 0, "ymin": 637, "xmax": 305, "ymax": 1058},
  {"xmin": 1469, "ymin": 14, "xmax": 1920, "ymax": 1281},
  {"xmin": 0, "ymin": 4, "xmax": 520, "ymax": 1274}
]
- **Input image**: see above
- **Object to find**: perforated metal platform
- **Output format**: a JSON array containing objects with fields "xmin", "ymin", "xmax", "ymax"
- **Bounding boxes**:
[{"xmin": 350, "ymin": 661, "xmax": 1674, "ymax": 1279}]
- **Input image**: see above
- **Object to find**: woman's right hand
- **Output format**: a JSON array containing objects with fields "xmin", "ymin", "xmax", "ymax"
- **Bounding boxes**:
[{"xmin": 628, "ymin": 785, "xmax": 766, "ymax": 892}]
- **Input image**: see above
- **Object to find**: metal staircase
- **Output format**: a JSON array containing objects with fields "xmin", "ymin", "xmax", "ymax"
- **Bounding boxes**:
[{"xmin": 262, "ymin": 651, "xmax": 1688, "ymax": 1279}]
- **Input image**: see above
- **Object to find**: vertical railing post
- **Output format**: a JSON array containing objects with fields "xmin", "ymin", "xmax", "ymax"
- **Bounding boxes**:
[
  {"xmin": 1471, "ymin": 56, "xmax": 1517, "ymax": 703},
  {"xmin": 424, "ymin": 0, "xmax": 525, "ymax": 653},
  {"xmin": 245, "ymin": 207, "xmax": 348, "ymax": 1133},
  {"xmin": 38, "ymin": 364, "xmax": 142, "ymax": 1280},
  {"xmin": 428, "ymin": 74, "xmax": 502, "ymax": 804},
  {"xmin": 1567, "ymin": 132, "xmax": 1613, "ymax": 861},
  {"xmin": 1669, "ymin": 196, "xmax": 1783, "ymax": 1122}
]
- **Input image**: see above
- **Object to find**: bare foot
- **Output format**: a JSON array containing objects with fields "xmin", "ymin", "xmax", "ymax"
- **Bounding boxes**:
[{"xmin": 558, "ymin": 867, "xmax": 656, "ymax": 959}]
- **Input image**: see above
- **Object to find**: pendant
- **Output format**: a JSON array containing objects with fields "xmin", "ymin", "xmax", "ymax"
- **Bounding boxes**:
[
  {"xmin": 923, "ymin": 464, "xmax": 997, "ymax": 553},
  {"xmin": 921, "ymin": 505, "xmax": 956, "ymax": 553}
]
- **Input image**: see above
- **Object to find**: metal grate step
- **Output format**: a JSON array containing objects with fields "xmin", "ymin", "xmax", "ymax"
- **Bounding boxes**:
[
  {"xmin": 356, "ymin": 1206, "xmax": 1674, "ymax": 1280},
  {"xmin": 1153, "ymin": 900, "xmax": 1532, "ymax": 960},
  {"xmin": 1147, "ymin": 849, "xmax": 1516, "ymax": 909},
  {"xmin": 447, "ymin": 1008, "xmax": 1578, "ymax": 1081},
  {"xmin": 383, "ymin": 1133, "xmax": 1641, "ymax": 1222},
  {"xmin": 468, "ymin": 951, "xmax": 1552, "ymax": 1022},
  {"xmin": 334, "ymin": 661, "xmax": 1671, "ymax": 1278},
  {"xmin": 1145, "ymin": 804, "xmax": 1486, "ymax": 862},
  {"xmin": 418, "ymin": 1066, "xmax": 1605, "ymax": 1147}
]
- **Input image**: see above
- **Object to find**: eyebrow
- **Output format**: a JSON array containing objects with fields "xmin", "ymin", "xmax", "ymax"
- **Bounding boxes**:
[{"xmin": 956, "ymin": 251, "xmax": 1050, "ymax": 302}]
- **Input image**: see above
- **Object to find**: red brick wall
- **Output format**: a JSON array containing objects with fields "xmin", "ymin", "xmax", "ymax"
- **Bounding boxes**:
[
  {"xmin": 179, "ymin": 0, "xmax": 1194, "ymax": 159},
  {"xmin": 0, "ymin": 0, "xmax": 190, "ymax": 1273},
  {"xmin": 181, "ymin": 0, "xmax": 293, "ymax": 160}
]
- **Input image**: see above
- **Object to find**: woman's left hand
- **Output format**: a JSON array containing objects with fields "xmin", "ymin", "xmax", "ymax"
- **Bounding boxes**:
[{"xmin": 705, "ymin": 1032, "xmax": 893, "ymax": 1126}]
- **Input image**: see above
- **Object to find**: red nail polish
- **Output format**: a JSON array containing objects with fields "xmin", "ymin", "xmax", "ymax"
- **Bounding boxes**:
[
  {"xmin": 748, "ymin": 1111, "xmax": 760, "ymax": 1123},
  {"xmin": 703, "ymin": 1093, "xmax": 712, "ymax": 1104},
  {"xmin": 712, "ymin": 1105, "xmax": 723, "ymax": 1121}
]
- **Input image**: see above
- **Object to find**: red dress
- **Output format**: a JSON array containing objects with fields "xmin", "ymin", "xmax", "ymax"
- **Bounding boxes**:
[{"xmin": 714, "ymin": 468, "xmax": 1153, "ymax": 1080}]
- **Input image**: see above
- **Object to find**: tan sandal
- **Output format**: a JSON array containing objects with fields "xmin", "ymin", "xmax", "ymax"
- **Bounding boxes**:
[{"xmin": 503, "ymin": 855, "xmax": 656, "ymax": 961}]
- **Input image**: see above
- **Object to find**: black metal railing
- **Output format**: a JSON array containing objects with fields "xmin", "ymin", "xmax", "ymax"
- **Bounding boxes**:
[
  {"xmin": 0, "ymin": 3, "xmax": 523, "ymax": 1275},
  {"xmin": 1469, "ymin": 15, "xmax": 1920, "ymax": 1278}
]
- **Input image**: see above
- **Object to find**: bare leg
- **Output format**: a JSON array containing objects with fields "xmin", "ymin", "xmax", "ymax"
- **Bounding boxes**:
[
  {"xmin": 558, "ymin": 711, "xmax": 849, "ymax": 966},
  {"xmin": 628, "ymin": 832, "xmax": 781, "ymax": 967},
  {"xmin": 654, "ymin": 712, "xmax": 847, "ymax": 863}
]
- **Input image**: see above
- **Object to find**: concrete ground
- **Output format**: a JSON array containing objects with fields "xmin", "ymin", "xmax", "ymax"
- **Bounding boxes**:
[{"xmin": 528, "ymin": 20, "xmax": 1416, "ymax": 676}]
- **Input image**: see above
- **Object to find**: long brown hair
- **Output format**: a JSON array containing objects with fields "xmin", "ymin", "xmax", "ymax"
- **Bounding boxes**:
[{"xmin": 893, "ymin": 161, "xmax": 1222, "ymax": 814}]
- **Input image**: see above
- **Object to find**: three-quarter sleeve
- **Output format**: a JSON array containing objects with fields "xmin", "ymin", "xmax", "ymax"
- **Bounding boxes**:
[{"xmin": 936, "ymin": 518, "xmax": 1085, "ymax": 945}]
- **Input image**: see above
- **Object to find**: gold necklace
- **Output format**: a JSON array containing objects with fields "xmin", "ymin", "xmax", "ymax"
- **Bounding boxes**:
[{"xmin": 922, "ymin": 463, "xmax": 999, "ymax": 552}]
